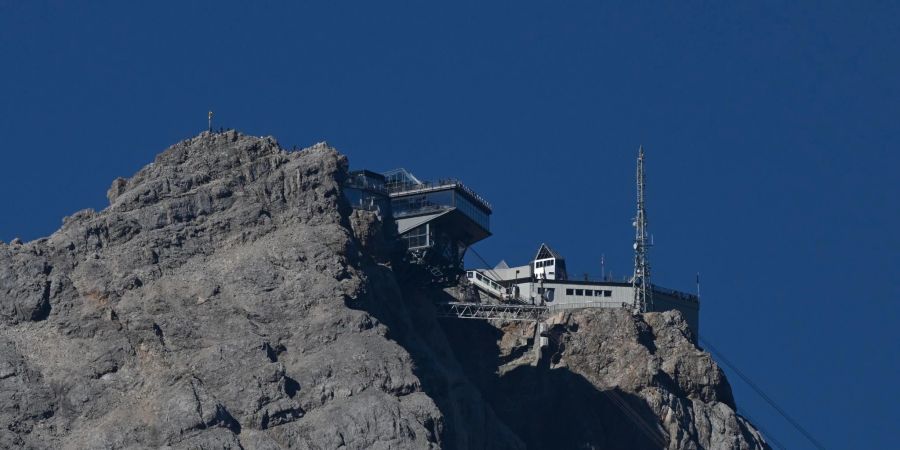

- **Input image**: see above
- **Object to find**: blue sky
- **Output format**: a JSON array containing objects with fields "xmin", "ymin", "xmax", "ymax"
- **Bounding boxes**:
[{"xmin": 2, "ymin": 2, "xmax": 898, "ymax": 448}]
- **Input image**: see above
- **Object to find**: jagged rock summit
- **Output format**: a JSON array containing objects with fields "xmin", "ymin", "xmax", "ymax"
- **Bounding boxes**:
[{"xmin": 0, "ymin": 131, "xmax": 768, "ymax": 449}]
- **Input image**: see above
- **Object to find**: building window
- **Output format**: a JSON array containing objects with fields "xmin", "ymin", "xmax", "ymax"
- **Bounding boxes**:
[
  {"xmin": 403, "ymin": 224, "xmax": 429, "ymax": 249},
  {"xmin": 454, "ymin": 193, "xmax": 490, "ymax": 230},
  {"xmin": 604, "ymin": 290, "xmax": 612, "ymax": 297},
  {"xmin": 566, "ymin": 289, "xmax": 574, "ymax": 295},
  {"xmin": 575, "ymin": 289, "xmax": 584, "ymax": 296},
  {"xmin": 585, "ymin": 290, "xmax": 593, "ymax": 297},
  {"xmin": 546, "ymin": 259, "xmax": 554, "ymax": 266}
]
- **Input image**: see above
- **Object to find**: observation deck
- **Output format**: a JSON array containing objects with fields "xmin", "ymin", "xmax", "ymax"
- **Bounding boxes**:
[{"xmin": 383, "ymin": 168, "xmax": 492, "ymax": 251}]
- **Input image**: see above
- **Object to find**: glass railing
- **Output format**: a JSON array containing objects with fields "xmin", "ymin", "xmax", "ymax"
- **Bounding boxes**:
[
  {"xmin": 652, "ymin": 285, "xmax": 700, "ymax": 303},
  {"xmin": 393, "ymin": 203, "xmax": 453, "ymax": 218},
  {"xmin": 344, "ymin": 177, "xmax": 388, "ymax": 194},
  {"xmin": 385, "ymin": 179, "xmax": 492, "ymax": 211}
]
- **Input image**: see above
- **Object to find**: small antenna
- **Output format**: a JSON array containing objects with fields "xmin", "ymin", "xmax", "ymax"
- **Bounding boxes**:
[
  {"xmin": 696, "ymin": 272, "xmax": 701, "ymax": 298},
  {"xmin": 208, "ymin": 110, "xmax": 213, "ymax": 132},
  {"xmin": 601, "ymin": 253, "xmax": 606, "ymax": 280}
]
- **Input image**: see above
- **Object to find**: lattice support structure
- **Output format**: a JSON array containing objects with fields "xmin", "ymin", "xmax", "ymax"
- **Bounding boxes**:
[
  {"xmin": 435, "ymin": 302, "xmax": 548, "ymax": 322},
  {"xmin": 632, "ymin": 146, "xmax": 654, "ymax": 313}
]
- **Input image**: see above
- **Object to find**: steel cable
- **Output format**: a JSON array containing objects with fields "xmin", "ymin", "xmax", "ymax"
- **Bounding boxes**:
[{"xmin": 699, "ymin": 336, "xmax": 826, "ymax": 450}]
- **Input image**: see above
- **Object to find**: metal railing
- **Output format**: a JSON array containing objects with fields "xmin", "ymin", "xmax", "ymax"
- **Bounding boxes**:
[
  {"xmin": 344, "ymin": 178, "xmax": 388, "ymax": 195},
  {"xmin": 652, "ymin": 284, "xmax": 700, "ymax": 303},
  {"xmin": 392, "ymin": 203, "xmax": 452, "ymax": 218},
  {"xmin": 465, "ymin": 270, "xmax": 511, "ymax": 301},
  {"xmin": 349, "ymin": 200, "xmax": 384, "ymax": 213},
  {"xmin": 548, "ymin": 275, "xmax": 700, "ymax": 305},
  {"xmin": 547, "ymin": 300, "xmax": 630, "ymax": 311},
  {"xmin": 386, "ymin": 179, "xmax": 492, "ymax": 211}
]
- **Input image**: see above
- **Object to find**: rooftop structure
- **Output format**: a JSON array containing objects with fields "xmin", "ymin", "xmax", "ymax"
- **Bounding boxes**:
[
  {"xmin": 384, "ymin": 168, "xmax": 492, "ymax": 249},
  {"xmin": 344, "ymin": 170, "xmax": 391, "ymax": 212},
  {"xmin": 457, "ymin": 147, "xmax": 701, "ymax": 335},
  {"xmin": 344, "ymin": 167, "xmax": 492, "ymax": 283},
  {"xmin": 342, "ymin": 153, "xmax": 701, "ymax": 336},
  {"xmin": 466, "ymin": 243, "xmax": 700, "ymax": 335},
  {"xmin": 533, "ymin": 243, "xmax": 568, "ymax": 281}
]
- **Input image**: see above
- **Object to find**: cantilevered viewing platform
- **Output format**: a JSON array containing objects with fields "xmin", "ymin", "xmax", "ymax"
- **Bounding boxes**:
[{"xmin": 343, "ymin": 167, "xmax": 493, "ymax": 283}]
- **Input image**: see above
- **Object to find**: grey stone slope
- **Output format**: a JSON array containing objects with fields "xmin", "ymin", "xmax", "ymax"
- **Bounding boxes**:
[
  {"xmin": 0, "ymin": 131, "xmax": 518, "ymax": 449},
  {"xmin": 439, "ymin": 308, "xmax": 770, "ymax": 449},
  {"xmin": 544, "ymin": 309, "xmax": 770, "ymax": 450}
]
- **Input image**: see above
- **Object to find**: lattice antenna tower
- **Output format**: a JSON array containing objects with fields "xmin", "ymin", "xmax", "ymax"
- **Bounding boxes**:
[{"xmin": 632, "ymin": 146, "xmax": 653, "ymax": 313}]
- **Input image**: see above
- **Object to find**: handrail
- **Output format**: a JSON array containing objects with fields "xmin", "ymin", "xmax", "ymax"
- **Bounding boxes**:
[
  {"xmin": 651, "ymin": 284, "xmax": 699, "ymax": 302},
  {"xmin": 344, "ymin": 178, "xmax": 388, "ymax": 195},
  {"xmin": 392, "ymin": 203, "xmax": 452, "ymax": 218},
  {"xmin": 466, "ymin": 270, "xmax": 506, "ymax": 297},
  {"xmin": 386, "ymin": 179, "xmax": 492, "ymax": 211},
  {"xmin": 547, "ymin": 300, "xmax": 630, "ymax": 311}
]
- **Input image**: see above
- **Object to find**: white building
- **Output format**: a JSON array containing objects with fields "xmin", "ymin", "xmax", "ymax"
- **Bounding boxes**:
[{"xmin": 467, "ymin": 243, "xmax": 700, "ymax": 334}]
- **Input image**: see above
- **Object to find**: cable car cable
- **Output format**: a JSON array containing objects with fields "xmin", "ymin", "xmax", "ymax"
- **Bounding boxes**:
[
  {"xmin": 699, "ymin": 336, "xmax": 826, "ymax": 450},
  {"xmin": 468, "ymin": 246, "xmax": 505, "ymax": 285},
  {"xmin": 738, "ymin": 409, "xmax": 788, "ymax": 450}
]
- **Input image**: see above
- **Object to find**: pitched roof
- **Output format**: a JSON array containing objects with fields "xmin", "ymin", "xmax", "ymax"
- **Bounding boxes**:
[{"xmin": 534, "ymin": 243, "xmax": 564, "ymax": 261}]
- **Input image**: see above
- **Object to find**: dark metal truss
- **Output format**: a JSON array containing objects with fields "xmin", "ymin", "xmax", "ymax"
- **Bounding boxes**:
[{"xmin": 435, "ymin": 302, "xmax": 548, "ymax": 322}]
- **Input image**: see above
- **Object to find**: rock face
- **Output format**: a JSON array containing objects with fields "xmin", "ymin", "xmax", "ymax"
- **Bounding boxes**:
[
  {"xmin": 0, "ymin": 132, "xmax": 516, "ymax": 449},
  {"xmin": 543, "ymin": 310, "xmax": 767, "ymax": 449},
  {"xmin": 0, "ymin": 131, "xmax": 767, "ymax": 449},
  {"xmin": 439, "ymin": 308, "xmax": 770, "ymax": 450}
]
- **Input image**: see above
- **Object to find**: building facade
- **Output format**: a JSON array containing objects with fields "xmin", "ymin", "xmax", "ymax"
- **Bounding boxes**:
[
  {"xmin": 470, "ymin": 244, "xmax": 700, "ymax": 334},
  {"xmin": 344, "ymin": 168, "xmax": 492, "ymax": 283},
  {"xmin": 343, "ymin": 169, "xmax": 700, "ymax": 335}
]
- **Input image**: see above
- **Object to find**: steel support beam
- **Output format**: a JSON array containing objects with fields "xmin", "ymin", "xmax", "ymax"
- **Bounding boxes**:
[{"xmin": 435, "ymin": 302, "xmax": 547, "ymax": 322}]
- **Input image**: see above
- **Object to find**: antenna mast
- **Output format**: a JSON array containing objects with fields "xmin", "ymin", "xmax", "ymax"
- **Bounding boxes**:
[{"xmin": 632, "ymin": 146, "xmax": 653, "ymax": 313}]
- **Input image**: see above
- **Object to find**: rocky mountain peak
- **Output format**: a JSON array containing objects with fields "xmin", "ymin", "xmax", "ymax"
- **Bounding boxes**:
[{"xmin": 0, "ymin": 131, "xmax": 769, "ymax": 449}]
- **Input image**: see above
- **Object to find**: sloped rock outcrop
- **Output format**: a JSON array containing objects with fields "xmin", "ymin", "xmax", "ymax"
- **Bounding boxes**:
[
  {"xmin": 544, "ymin": 309, "xmax": 768, "ymax": 449},
  {"xmin": 440, "ymin": 308, "xmax": 769, "ymax": 449}
]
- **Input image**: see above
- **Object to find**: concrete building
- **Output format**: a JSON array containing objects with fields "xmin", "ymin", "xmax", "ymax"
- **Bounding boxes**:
[
  {"xmin": 343, "ymin": 168, "xmax": 492, "ymax": 282},
  {"xmin": 468, "ymin": 243, "xmax": 700, "ymax": 334},
  {"xmin": 343, "ymin": 168, "xmax": 700, "ymax": 335}
]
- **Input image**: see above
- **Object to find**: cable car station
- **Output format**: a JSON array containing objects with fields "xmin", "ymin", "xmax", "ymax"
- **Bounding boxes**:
[{"xmin": 342, "ymin": 150, "xmax": 699, "ymax": 337}]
